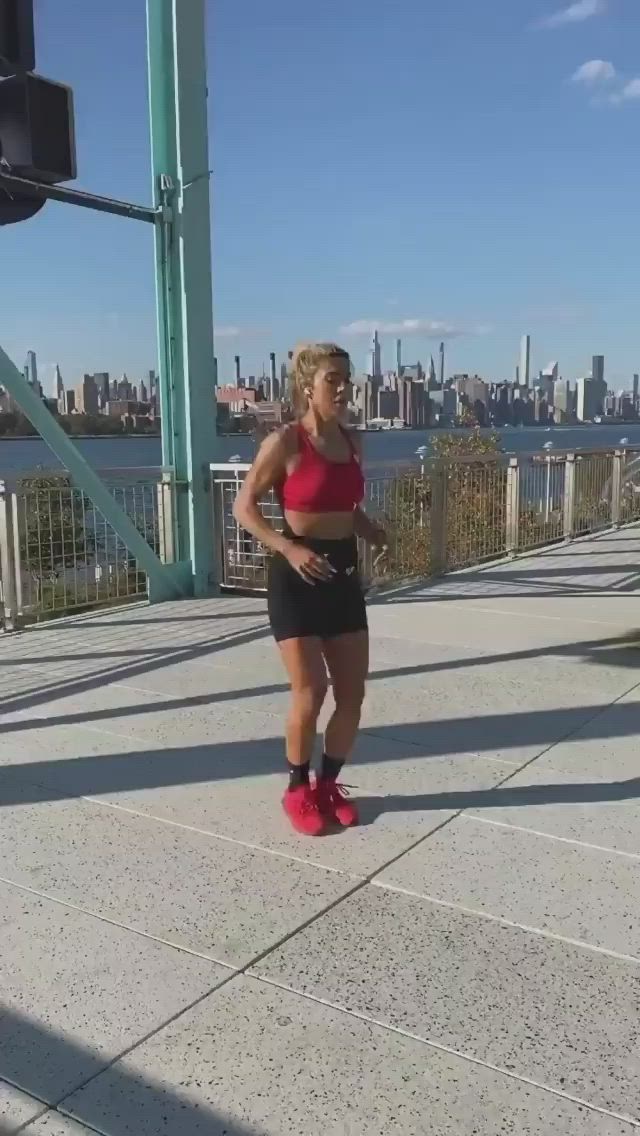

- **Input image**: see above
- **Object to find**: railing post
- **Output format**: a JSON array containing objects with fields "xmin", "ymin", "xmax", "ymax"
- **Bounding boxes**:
[
  {"xmin": 429, "ymin": 461, "xmax": 448, "ymax": 576},
  {"xmin": 506, "ymin": 457, "xmax": 520, "ymax": 555},
  {"xmin": 0, "ymin": 482, "xmax": 18, "ymax": 631},
  {"xmin": 563, "ymin": 453, "xmax": 576, "ymax": 540},
  {"xmin": 156, "ymin": 472, "xmax": 175, "ymax": 564},
  {"xmin": 210, "ymin": 473, "xmax": 225, "ymax": 588},
  {"xmin": 611, "ymin": 450, "xmax": 624, "ymax": 528}
]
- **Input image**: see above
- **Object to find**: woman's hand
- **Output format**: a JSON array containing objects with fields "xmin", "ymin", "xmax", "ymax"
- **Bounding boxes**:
[
  {"xmin": 371, "ymin": 528, "xmax": 389, "ymax": 570},
  {"xmin": 284, "ymin": 542, "xmax": 336, "ymax": 586}
]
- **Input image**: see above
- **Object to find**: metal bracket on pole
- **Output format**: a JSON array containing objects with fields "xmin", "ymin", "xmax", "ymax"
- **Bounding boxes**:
[{"xmin": 0, "ymin": 345, "xmax": 190, "ymax": 601}]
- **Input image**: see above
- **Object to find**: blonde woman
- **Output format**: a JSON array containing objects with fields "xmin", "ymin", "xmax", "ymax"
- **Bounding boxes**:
[{"xmin": 233, "ymin": 343, "xmax": 387, "ymax": 834}]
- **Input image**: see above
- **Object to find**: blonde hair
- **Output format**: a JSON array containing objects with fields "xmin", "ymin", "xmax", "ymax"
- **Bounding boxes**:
[{"xmin": 290, "ymin": 341, "xmax": 351, "ymax": 410}]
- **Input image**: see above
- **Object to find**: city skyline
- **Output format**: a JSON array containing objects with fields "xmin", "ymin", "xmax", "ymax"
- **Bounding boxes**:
[
  {"xmin": 17, "ymin": 329, "xmax": 639, "ymax": 403},
  {"xmin": 2, "ymin": 0, "xmax": 640, "ymax": 387}
]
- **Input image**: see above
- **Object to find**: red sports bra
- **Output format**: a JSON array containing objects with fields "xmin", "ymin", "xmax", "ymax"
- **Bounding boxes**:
[{"xmin": 279, "ymin": 425, "xmax": 365, "ymax": 514}]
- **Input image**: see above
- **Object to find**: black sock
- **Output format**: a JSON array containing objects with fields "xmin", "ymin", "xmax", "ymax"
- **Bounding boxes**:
[
  {"xmin": 321, "ymin": 753, "xmax": 344, "ymax": 782},
  {"xmin": 288, "ymin": 761, "xmax": 310, "ymax": 790}
]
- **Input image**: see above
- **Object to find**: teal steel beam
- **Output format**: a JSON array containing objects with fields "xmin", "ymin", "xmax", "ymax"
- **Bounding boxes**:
[
  {"xmin": 0, "ymin": 345, "xmax": 189, "ymax": 602},
  {"xmin": 147, "ymin": 0, "xmax": 217, "ymax": 597}
]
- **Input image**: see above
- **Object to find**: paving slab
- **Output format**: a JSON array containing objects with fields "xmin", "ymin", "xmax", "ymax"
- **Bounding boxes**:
[
  {"xmin": 463, "ymin": 760, "xmax": 640, "ymax": 855},
  {"xmin": 0, "ymin": 1079, "xmax": 44, "ymax": 1133},
  {"xmin": 377, "ymin": 813, "xmax": 640, "ymax": 957},
  {"xmin": 0, "ymin": 787, "xmax": 356, "ymax": 967},
  {"xmin": 61, "ymin": 976, "xmax": 635, "ymax": 1136},
  {"xmin": 513, "ymin": 687, "xmax": 640, "ymax": 782},
  {"xmin": 252, "ymin": 885, "xmax": 640, "ymax": 1120},
  {"xmin": 22, "ymin": 1116, "xmax": 95, "ymax": 1135},
  {"xmin": 0, "ymin": 881, "xmax": 226, "ymax": 1103}
]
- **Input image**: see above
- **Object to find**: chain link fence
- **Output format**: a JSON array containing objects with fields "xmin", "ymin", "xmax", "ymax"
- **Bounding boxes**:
[{"xmin": 0, "ymin": 467, "xmax": 174, "ymax": 626}]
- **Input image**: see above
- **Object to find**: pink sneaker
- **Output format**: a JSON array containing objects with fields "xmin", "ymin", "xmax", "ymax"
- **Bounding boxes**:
[
  {"xmin": 282, "ymin": 785, "xmax": 326, "ymax": 836},
  {"xmin": 315, "ymin": 777, "xmax": 359, "ymax": 827}
]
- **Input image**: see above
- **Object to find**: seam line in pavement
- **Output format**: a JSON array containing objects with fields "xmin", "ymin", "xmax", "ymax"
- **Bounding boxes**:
[
  {"xmin": 463, "ymin": 812, "xmax": 640, "ymax": 860},
  {"xmin": 13, "ymin": 1110, "xmax": 103, "ymax": 1136},
  {"xmin": 245, "ymin": 975, "xmax": 640, "ymax": 1130},
  {"xmin": 370, "ymin": 881, "xmax": 640, "ymax": 966},
  {"xmin": 0, "ymin": 873, "xmax": 242, "ymax": 969},
  {"xmin": 80, "ymin": 796, "xmax": 355, "ymax": 875}
]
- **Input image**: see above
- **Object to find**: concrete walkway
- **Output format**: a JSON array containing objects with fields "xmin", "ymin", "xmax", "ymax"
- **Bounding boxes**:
[{"xmin": 1, "ymin": 528, "xmax": 639, "ymax": 1135}]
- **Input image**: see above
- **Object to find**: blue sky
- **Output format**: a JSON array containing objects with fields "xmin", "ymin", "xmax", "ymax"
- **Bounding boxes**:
[{"xmin": 3, "ymin": 0, "xmax": 640, "ymax": 393}]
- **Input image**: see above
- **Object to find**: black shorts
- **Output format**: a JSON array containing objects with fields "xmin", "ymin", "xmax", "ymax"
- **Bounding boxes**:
[{"xmin": 267, "ymin": 532, "xmax": 368, "ymax": 643}]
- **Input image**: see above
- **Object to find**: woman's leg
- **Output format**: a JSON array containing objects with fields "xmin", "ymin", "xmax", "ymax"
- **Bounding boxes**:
[
  {"xmin": 322, "ymin": 630, "xmax": 369, "ymax": 762},
  {"xmin": 277, "ymin": 636, "xmax": 328, "ymax": 835},
  {"xmin": 278, "ymin": 636, "xmax": 328, "ymax": 768},
  {"xmin": 317, "ymin": 630, "xmax": 369, "ymax": 827}
]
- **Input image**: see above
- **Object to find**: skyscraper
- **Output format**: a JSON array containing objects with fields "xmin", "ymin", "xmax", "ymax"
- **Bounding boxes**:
[
  {"xmin": 55, "ymin": 365, "xmax": 64, "ymax": 400},
  {"xmin": 396, "ymin": 339, "xmax": 402, "ymax": 377},
  {"xmin": 75, "ymin": 374, "xmax": 99, "ymax": 416},
  {"xmin": 576, "ymin": 377, "xmax": 605, "ymax": 423},
  {"xmin": 25, "ymin": 350, "xmax": 38, "ymax": 389},
  {"xmin": 370, "ymin": 330, "xmax": 382, "ymax": 379},
  {"xmin": 439, "ymin": 342, "xmax": 445, "ymax": 388},
  {"xmin": 633, "ymin": 374, "xmax": 639, "ymax": 409},
  {"xmin": 592, "ymin": 355, "xmax": 605, "ymax": 385},
  {"xmin": 519, "ymin": 335, "xmax": 531, "ymax": 387},
  {"xmin": 93, "ymin": 372, "xmax": 110, "ymax": 404}
]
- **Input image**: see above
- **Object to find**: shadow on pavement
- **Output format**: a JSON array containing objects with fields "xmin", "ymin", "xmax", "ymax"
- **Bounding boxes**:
[
  {"xmin": 1, "ymin": 700, "xmax": 640, "ymax": 806},
  {"xmin": 355, "ymin": 777, "xmax": 640, "ymax": 826},
  {"xmin": 0, "ymin": 1005, "xmax": 254, "ymax": 1136},
  {"xmin": 0, "ymin": 632, "xmax": 639, "ymax": 737}
]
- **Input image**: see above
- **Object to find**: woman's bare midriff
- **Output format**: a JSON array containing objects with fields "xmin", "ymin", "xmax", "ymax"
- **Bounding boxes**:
[{"xmin": 283, "ymin": 509, "xmax": 356, "ymax": 540}]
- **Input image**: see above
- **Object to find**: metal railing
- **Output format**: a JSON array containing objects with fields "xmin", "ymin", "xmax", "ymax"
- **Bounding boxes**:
[
  {"xmin": 0, "ymin": 467, "xmax": 174, "ymax": 628},
  {"xmin": 210, "ymin": 447, "xmax": 640, "ymax": 593}
]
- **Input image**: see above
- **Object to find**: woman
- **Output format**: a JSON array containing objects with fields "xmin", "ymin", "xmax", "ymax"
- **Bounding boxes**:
[{"xmin": 233, "ymin": 342, "xmax": 387, "ymax": 835}]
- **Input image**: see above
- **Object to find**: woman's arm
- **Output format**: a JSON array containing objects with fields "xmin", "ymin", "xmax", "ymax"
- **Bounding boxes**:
[
  {"xmin": 232, "ymin": 431, "xmax": 293, "ymax": 557},
  {"xmin": 353, "ymin": 506, "xmax": 386, "ymax": 547}
]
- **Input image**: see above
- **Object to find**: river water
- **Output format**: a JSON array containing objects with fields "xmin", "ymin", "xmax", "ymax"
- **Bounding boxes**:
[{"xmin": 1, "ymin": 422, "xmax": 640, "ymax": 476}]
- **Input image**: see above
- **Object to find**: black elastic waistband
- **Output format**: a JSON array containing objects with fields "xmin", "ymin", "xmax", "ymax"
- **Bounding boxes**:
[{"xmin": 282, "ymin": 523, "xmax": 356, "ymax": 552}]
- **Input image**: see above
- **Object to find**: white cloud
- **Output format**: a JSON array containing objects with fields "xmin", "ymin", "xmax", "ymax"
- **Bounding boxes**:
[
  {"xmin": 615, "ymin": 77, "xmax": 640, "ymax": 102},
  {"xmin": 215, "ymin": 325, "xmax": 269, "ymax": 339},
  {"xmin": 538, "ymin": 0, "xmax": 605, "ymax": 28},
  {"xmin": 571, "ymin": 59, "xmax": 616, "ymax": 85},
  {"xmin": 340, "ymin": 318, "xmax": 486, "ymax": 339}
]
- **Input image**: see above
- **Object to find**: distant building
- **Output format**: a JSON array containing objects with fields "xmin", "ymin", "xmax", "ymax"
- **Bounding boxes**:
[
  {"xmin": 25, "ymin": 350, "xmax": 38, "ymax": 389},
  {"xmin": 592, "ymin": 355, "xmax": 605, "ymax": 386},
  {"xmin": 75, "ymin": 374, "xmax": 99, "ymax": 416},
  {"xmin": 398, "ymin": 378, "xmax": 429, "ymax": 427},
  {"xmin": 378, "ymin": 388, "xmax": 400, "ymax": 420},
  {"xmin": 63, "ymin": 390, "xmax": 76, "ymax": 415},
  {"xmin": 55, "ymin": 365, "xmax": 65, "ymax": 412},
  {"xmin": 554, "ymin": 381, "xmax": 575, "ymax": 423},
  {"xmin": 216, "ymin": 386, "xmax": 258, "ymax": 414},
  {"xmin": 93, "ymin": 372, "xmax": 110, "ymax": 405},
  {"xmin": 519, "ymin": 335, "xmax": 531, "ymax": 388},
  {"xmin": 576, "ymin": 377, "xmax": 606, "ymax": 422}
]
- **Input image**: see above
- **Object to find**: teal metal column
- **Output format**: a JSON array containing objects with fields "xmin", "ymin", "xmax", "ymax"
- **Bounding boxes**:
[{"xmin": 147, "ymin": 0, "xmax": 217, "ymax": 597}]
